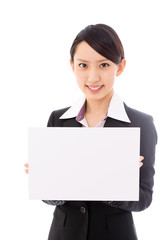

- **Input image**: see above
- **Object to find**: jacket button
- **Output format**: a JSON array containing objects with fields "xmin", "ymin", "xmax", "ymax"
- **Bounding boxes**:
[{"xmin": 80, "ymin": 206, "xmax": 86, "ymax": 213}]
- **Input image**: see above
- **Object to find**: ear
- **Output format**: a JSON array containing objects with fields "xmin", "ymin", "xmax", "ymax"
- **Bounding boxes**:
[
  {"xmin": 116, "ymin": 59, "xmax": 126, "ymax": 77},
  {"xmin": 70, "ymin": 59, "xmax": 74, "ymax": 72}
]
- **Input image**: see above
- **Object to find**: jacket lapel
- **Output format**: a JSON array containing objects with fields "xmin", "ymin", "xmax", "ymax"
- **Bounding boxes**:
[
  {"xmin": 104, "ymin": 117, "xmax": 130, "ymax": 128},
  {"xmin": 63, "ymin": 117, "xmax": 129, "ymax": 128},
  {"xmin": 63, "ymin": 118, "xmax": 82, "ymax": 127},
  {"xmin": 62, "ymin": 117, "xmax": 130, "ymax": 128}
]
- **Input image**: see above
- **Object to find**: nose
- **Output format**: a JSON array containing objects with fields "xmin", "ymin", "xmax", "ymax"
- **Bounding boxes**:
[{"xmin": 87, "ymin": 68, "xmax": 100, "ymax": 83}]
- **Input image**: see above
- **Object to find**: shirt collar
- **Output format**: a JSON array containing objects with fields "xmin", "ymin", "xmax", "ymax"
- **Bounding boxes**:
[{"xmin": 59, "ymin": 92, "xmax": 131, "ymax": 123}]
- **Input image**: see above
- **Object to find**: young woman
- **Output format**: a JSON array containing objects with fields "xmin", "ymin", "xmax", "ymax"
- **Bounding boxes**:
[{"xmin": 25, "ymin": 24, "xmax": 157, "ymax": 240}]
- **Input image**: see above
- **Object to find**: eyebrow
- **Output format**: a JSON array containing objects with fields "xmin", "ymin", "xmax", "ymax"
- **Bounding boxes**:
[{"xmin": 76, "ymin": 58, "xmax": 109, "ymax": 63}]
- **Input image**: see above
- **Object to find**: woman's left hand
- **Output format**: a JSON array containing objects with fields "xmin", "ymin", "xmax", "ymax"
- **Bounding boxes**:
[{"xmin": 139, "ymin": 156, "xmax": 144, "ymax": 168}]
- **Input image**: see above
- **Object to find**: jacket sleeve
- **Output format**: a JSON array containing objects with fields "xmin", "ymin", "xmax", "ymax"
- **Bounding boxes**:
[
  {"xmin": 42, "ymin": 111, "xmax": 66, "ymax": 206},
  {"xmin": 42, "ymin": 200, "xmax": 65, "ymax": 206},
  {"xmin": 103, "ymin": 115, "xmax": 157, "ymax": 212}
]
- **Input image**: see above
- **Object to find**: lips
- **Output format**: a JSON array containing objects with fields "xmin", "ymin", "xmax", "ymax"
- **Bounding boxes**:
[{"xmin": 86, "ymin": 85, "xmax": 104, "ymax": 93}]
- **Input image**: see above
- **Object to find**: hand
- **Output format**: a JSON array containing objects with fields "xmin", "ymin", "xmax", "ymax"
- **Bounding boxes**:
[
  {"xmin": 24, "ymin": 157, "xmax": 143, "ymax": 174},
  {"xmin": 139, "ymin": 156, "xmax": 144, "ymax": 168},
  {"xmin": 24, "ymin": 163, "xmax": 29, "ymax": 174}
]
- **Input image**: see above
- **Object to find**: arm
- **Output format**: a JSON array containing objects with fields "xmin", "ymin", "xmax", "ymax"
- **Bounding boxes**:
[{"xmin": 103, "ymin": 116, "xmax": 157, "ymax": 212}]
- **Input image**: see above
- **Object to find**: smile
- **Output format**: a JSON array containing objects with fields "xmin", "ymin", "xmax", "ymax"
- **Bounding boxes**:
[{"xmin": 87, "ymin": 85, "xmax": 104, "ymax": 93}]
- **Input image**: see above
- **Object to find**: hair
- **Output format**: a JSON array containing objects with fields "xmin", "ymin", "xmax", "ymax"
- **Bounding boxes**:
[{"xmin": 70, "ymin": 24, "xmax": 125, "ymax": 65}]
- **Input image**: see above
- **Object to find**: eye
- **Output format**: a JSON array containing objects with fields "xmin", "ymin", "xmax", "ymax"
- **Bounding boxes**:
[
  {"xmin": 100, "ymin": 63, "xmax": 109, "ymax": 68},
  {"xmin": 79, "ymin": 63, "xmax": 87, "ymax": 68}
]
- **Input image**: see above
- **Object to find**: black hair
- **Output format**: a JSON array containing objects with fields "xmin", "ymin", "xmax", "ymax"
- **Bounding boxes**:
[{"xmin": 70, "ymin": 24, "xmax": 125, "ymax": 65}]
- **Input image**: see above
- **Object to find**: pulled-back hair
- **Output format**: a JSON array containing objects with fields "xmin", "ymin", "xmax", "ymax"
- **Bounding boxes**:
[{"xmin": 70, "ymin": 24, "xmax": 125, "ymax": 65}]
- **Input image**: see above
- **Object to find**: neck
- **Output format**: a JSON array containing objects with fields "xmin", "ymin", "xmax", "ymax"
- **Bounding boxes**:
[{"xmin": 85, "ymin": 90, "xmax": 114, "ymax": 116}]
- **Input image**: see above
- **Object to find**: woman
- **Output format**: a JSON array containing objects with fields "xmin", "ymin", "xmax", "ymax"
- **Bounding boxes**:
[{"xmin": 25, "ymin": 24, "xmax": 157, "ymax": 240}]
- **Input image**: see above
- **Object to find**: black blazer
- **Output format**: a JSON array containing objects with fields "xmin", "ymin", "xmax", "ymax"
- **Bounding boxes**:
[{"xmin": 44, "ymin": 103, "xmax": 157, "ymax": 240}]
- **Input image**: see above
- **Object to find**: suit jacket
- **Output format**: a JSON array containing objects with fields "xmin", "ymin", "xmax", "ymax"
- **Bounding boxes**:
[{"xmin": 44, "ymin": 103, "xmax": 157, "ymax": 240}]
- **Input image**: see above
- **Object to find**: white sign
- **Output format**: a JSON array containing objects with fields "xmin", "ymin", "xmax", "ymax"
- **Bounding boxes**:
[{"xmin": 28, "ymin": 127, "xmax": 140, "ymax": 201}]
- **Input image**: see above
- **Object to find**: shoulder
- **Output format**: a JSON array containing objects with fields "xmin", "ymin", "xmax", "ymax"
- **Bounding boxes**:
[
  {"xmin": 47, "ymin": 107, "xmax": 71, "ymax": 127},
  {"xmin": 49, "ymin": 107, "xmax": 71, "ymax": 119},
  {"xmin": 124, "ymin": 103, "xmax": 154, "ymax": 124},
  {"xmin": 124, "ymin": 103, "xmax": 157, "ymax": 143}
]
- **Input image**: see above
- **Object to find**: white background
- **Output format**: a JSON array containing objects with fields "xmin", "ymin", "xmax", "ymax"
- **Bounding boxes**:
[{"xmin": 0, "ymin": 0, "xmax": 159, "ymax": 239}]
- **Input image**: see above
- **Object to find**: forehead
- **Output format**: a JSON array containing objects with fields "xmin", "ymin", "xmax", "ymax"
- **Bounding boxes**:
[{"xmin": 74, "ymin": 41, "xmax": 107, "ymax": 62}]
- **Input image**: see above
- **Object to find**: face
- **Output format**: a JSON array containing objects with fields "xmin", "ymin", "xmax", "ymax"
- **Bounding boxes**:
[{"xmin": 70, "ymin": 41, "xmax": 126, "ymax": 103}]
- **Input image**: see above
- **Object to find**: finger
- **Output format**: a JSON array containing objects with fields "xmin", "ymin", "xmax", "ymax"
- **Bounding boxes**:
[
  {"xmin": 25, "ymin": 169, "xmax": 28, "ymax": 174},
  {"xmin": 24, "ymin": 163, "xmax": 28, "ymax": 167},
  {"xmin": 139, "ymin": 162, "xmax": 143, "ymax": 168},
  {"xmin": 139, "ymin": 156, "xmax": 144, "ymax": 161}
]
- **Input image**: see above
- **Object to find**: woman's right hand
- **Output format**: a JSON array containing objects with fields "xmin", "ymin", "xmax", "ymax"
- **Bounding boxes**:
[{"xmin": 24, "ymin": 163, "xmax": 29, "ymax": 174}]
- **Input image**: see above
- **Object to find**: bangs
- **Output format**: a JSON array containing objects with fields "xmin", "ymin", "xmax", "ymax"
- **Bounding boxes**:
[{"xmin": 70, "ymin": 24, "xmax": 124, "ymax": 65}]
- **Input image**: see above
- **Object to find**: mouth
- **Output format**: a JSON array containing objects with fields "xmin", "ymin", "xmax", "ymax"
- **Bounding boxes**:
[{"xmin": 86, "ymin": 85, "xmax": 104, "ymax": 93}]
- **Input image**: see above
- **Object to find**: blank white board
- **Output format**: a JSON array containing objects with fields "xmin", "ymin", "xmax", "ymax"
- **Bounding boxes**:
[{"xmin": 28, "ymin": 127, "xmax": 140, "ymax": 200}]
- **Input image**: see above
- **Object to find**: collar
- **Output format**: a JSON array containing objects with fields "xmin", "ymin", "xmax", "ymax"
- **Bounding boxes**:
[{"xmin": 59, "ymin": 92, "xmax": 131, "ymax": 123}]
